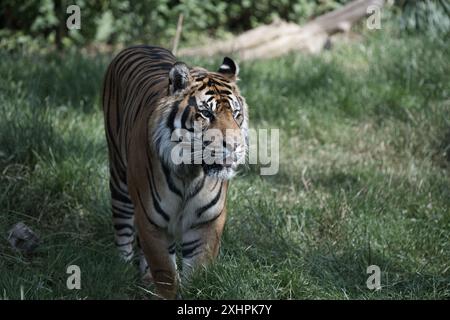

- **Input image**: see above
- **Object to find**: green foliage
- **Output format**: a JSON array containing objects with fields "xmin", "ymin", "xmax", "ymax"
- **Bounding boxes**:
[
  {"xmin": 0, "ymin": 0, "xmax": 354, "ymax": 50},
  {"xmin": 2, "ymin": 0, "xmax": 450, "ymax": 51},
  {"xmin": 0, "ymin": 28, "xmax": 449, "ymax": 298},
  {"xmin": 395, "ymin": 0, "xmax": 450, "ymax": 37}
]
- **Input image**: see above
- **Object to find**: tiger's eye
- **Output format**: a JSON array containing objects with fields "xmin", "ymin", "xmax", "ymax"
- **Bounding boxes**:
[
  {"xmin": 234, "ymin": 111, "xmax": 243, "ymax": 125},
  {"xmin": 200, "ymin": 109, "xmax": 214, "ymax": 119}
]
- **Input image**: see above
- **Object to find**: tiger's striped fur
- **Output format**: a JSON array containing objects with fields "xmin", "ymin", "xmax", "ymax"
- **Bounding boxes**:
[{"xmin": 102, "ymin": 46, "xmax": 248, "ymax": 299}]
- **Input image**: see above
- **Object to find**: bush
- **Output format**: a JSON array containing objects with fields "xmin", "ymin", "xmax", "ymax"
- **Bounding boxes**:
[
  {"xmin": 0, "ymin": 0, "xmax": 353, "ymax": 50},
  {"xmin": 1, "ymin": 1, "xmax": 449, "ymax": 51},
  {"xmin": 395, "ymin": 0, "xmax": 450, "ymax": 37}
]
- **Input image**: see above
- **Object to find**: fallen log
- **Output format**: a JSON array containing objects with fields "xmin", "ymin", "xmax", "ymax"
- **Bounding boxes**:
[{"xmin": 179, "ymin": 0, "xmax": 384, "ymax": 60}]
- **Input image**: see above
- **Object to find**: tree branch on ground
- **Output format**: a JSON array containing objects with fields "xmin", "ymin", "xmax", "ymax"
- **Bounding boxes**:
[{"xmin": 179, "ymin": 0, "xmax": 385, "ymax": 60}]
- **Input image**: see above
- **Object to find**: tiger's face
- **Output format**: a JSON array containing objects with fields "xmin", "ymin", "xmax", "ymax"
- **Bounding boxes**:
[{"xmin": 153, "ymin": 57, "xmax": 248, "ymax": 180}]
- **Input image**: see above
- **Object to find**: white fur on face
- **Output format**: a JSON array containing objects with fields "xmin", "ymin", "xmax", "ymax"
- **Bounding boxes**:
[{"xmin": 151, "ymin": 87, "xmax": 249, "ymax": 180}]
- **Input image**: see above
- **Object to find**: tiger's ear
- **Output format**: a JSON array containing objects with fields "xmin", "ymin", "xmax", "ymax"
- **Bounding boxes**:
[
  {"xmin": 218, "ymin": 57, "xmax": 239, "ymax": 81},
  {"xmin": 169, "ymin": 62, "xmax": 191, "ymax": 94}
]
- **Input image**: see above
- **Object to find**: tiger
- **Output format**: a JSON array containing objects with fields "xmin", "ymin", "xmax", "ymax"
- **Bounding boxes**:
[{"xmin": 102, "ymin": 45, "xmax": 249, "ymax": 299}]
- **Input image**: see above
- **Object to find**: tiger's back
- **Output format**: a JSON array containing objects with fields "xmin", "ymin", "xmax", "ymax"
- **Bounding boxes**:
[{"xmin": 102, "ymin": 46, "xmax": 175, "ymax": 261}]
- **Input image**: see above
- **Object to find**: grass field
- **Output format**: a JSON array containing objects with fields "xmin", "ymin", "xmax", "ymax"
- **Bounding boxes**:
[{"xmin": 0, "ymin": 28, "xmax": 449, "ymax": 299}]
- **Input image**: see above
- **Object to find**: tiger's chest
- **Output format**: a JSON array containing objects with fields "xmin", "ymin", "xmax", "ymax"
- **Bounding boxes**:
[{"xmin": 148, "ymin": 169, "xmax": 227, "ymax": 238}]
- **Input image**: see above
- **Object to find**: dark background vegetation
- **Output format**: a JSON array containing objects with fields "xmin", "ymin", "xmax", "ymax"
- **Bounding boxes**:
[
  {"xmin": 1, "ymin": 0, "xmax": 449, "ymax": 50},
  {"xmin": 0, "ymin": 0, "xmax": 449, "ymax": 299}
]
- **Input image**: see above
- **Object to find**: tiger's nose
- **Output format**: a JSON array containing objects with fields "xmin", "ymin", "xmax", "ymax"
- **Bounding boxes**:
[
  {"xmin": 223, "ymin": 141, "xmax": 238, "ymax": 155},
  {"xmin": 223, "ymin": 141, "xmax": 238, "ymax": 166}
]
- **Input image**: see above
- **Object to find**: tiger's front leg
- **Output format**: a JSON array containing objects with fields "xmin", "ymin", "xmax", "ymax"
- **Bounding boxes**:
[
  {"xmin": 181, "ymin": 207, "xmax": 227, "ymax": 281},
  {"xmin": 134, "ymin": 207, "xmax": 178, "ymax": 299}
]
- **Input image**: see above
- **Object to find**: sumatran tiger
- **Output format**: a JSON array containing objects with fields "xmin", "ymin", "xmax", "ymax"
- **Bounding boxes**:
[{"xmin": 102, "ymin": 45, "xmax": 248, "ymax": 299}]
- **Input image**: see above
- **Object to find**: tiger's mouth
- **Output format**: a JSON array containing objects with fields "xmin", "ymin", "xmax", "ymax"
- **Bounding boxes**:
[{"xmin": 202, "ymin": 163, "xmax": 237, "ymax": 179}]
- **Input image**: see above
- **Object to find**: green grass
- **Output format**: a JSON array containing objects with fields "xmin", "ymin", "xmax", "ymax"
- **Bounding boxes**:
[{"xmin": 0, "ymin": 29, "xmax": 449, "ymax": 299}]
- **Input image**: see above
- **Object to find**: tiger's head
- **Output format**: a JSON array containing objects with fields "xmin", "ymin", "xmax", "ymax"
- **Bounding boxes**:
[{"xmin": 152, "ymin": 57, "xmax": 249, "ymax": 180}]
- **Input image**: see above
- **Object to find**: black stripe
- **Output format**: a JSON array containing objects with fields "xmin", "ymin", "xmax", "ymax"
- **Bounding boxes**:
[
  {"xmin": 162, "ymin": 163, "xmax": 182, "ymax": 197},
  {"xmin": 214, "ymin": 80, "xmax": 232, "ymax": 89},
  {"xmin": 188, "ymin": 174, "xmax": 206, "ymax": 200},
  {"xmin": 132, "ymin": 90, "xmax": 158, "ymax": 124},
  {"xmin": 110, "ymin": 182, "xmax": 131, "ymax": 204},
  {"xmin": 191, "ymin": 210, "xmax": 223, "ymax": 229},
  {"xmin": 219, "ymin": 90, "xmax": 232, "ymax": 95},
  {"xmin": 146, "ymin": 157, "xmax": 169, "ymax": 222},
  {"xmin": 137, "ymin": 191, "xmax": 164, "ymax": 229},
  {"xmin": 182, "ymin": 238, "xmax": 201, "ymax": 247},
  {"xmin": 112, "ymin": 202, "xmax": 134, "ymax": 212},
  {"xmin": 196, "ymin": 181, "xmax": 223, "ymax": 217},
  {"xmin": 116, "ymin": 232, "xmax": 134, "ymax": 238},
  {"xmin": 210, "ymin": 178, "xmax": 219, "ymax": 191},
  {"xmin": 121, "ymin": 251, "xmax": 133, "ymax": 257},
  {"xmin": 112, "ymin": 198, "xmax": 134, "ymax": 208},
  {"xmin": 115, "ymin": 240, "xmax": 133, "ymax": 247},
  {"xmin": 147, "ymin": 168, "xmax": 161, "ymax": 202},
  {"xmin": 154, "ymin": 135, "xmax": 162, "ymax": 155},
  {"xmin": 181, "ymin": 104, "xmax": 192, "ymax": 129},
  {"xmin": 112, "ymin": 203, "xmax": 133, "ymax": 213},
  {"xmin": 151, "ymin": 192, "xmax": 170, "ymax": 222},
  {"xmin": 188, "ymin": 96, "xmax": 197, "ymax": 107},
  {"xmin": 168, "ymin": 243, "xmax": 176, "ymax": 255},
  {"xmin": 112, "ymin": 210, "xmax": 133, "ymax": 219},
  {"xmin": 136, "ymin": 235, "xmax": 141, "ymax": 248},
  {"xmin": 166, "ymin": 101, "xmax": 180, "ymax": 131},
  {"xmin": 109, "ymin": 158, "xmax": 127, "ymax": 185},
  {"xmin": 114, "ymin": 223, "xmax": 134, "ymax": 231},
  {"xmin": 182, "ymin": 243, "xmax": 202, "ymax": 258}
]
